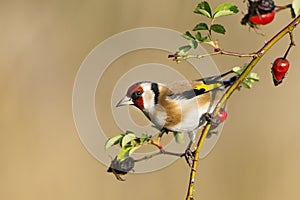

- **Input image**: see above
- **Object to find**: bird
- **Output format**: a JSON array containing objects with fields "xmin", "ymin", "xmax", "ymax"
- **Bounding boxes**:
[{"xmin": 116, "ymin": 71, "xmax": 237, "ymax": 163}]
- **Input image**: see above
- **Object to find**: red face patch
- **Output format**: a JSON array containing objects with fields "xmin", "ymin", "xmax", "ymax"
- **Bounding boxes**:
[
  {"xmin": 133, "ymin": 97, "xmax": 144, "ymax": 110},
  {"xmin": 127, "ymin": 83, "xmax": 144, "ymax": 110}
]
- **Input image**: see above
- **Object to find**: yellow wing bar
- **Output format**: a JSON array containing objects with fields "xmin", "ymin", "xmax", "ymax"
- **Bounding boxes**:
[{"xmin": 194, "ymin": 82, "xmax": 223, "ymax": 93}]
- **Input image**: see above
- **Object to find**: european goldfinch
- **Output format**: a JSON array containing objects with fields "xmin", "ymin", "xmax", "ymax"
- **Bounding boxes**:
[{"xmin": 116, "ymin": 71, "xmax": 237, "ymax": 158}]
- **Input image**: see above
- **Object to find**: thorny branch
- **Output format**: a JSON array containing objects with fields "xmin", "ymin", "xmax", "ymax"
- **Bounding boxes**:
[{"xmin": 185, "ymin": 14, "xmax": 300, "ymax": 200}]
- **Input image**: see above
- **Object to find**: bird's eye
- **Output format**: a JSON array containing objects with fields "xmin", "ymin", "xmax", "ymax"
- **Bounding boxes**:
[{"xmin": 131, "ymin": 91, "xmax": 142, "ymax": 100}]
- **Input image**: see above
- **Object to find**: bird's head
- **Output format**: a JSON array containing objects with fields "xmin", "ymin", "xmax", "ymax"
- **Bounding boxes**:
[{"xmin": 116, "ymin": 82, "xmax": 158, "ymax": 111}]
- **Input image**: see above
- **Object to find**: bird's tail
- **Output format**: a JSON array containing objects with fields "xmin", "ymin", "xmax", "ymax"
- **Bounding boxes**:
[{"xmin": 222, "ymin": 75, "xmax": 238, "ymax": 88}]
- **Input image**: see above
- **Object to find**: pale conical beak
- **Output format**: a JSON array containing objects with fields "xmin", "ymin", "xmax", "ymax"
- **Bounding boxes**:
[{"xmin": 116, "ymin": 96, "xmax": 133, "ymax": 107}]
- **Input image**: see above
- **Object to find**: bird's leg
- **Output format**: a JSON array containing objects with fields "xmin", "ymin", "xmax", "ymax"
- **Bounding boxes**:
[
  {"xmin": 181, "ymin": 140, "xmax": 196, "ymax": 167},
  {"xmin": 156, "ymin": 131, "xmax": 196, "ymax": 167},
  {"xmin": 157, "ymin": 128, "xmax": 169, "ymax": 143},
  {"xmin": 180, "ymin": 131, "xmax": 197, "ymax": 167}
]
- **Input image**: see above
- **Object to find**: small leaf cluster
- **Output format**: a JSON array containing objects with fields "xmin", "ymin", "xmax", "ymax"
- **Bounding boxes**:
[
  {"xmin": 105, "ymin": 131, "xmax": 151, "ymax": 161},
  {"xmin": 232, "ymin": 65, "xmax": 260, "ymax": 89},
  {"xmin": 173, "ymin": 132, "xmax": 184, "ymax": 144},
  {"xmin": 175, "ymin": 2, "xmax": 238, "ymax": 58}
]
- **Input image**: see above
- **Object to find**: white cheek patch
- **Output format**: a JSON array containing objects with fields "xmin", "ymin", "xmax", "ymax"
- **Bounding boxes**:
[{"xmin": 142, "ymin": 91, "xmax": 155, "ymax": 111}]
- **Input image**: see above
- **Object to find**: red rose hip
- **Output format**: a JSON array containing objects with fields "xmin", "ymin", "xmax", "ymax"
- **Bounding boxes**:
[
  {"xmin": 271, "ymin": 57, "xmax": 290, "ymax": 86},
  {"xmin": 249, "ymin": 10, "xmax": 275, "ymax": 25},
  {"xmin": 218, "ymin": 108, "xmax": 227, "ymax": 122}
]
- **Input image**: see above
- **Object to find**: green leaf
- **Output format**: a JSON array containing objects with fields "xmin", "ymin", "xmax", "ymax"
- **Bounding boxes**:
[
  {"xmin": 182, "ymin": 32, "xmax": 197, "ymax": 49},
  {"xmin": 232, "ymin": 66, "xmax": 243, "ymax": 74},
  {"xmin": 121, "ymin": 133, "xmax": 136, "ymax": 147},
  {"xmin": 133, "ymin": 134, "xmax": 151, "ymax": 145},
  {"xmin": 248, "ymin": 72, "xmax": 260, "ymax": 82},
  {"xmin": 194, "ymin": 1, "xmax": 212, "ymax": 18},
  {"xmin": 177, "ymin": 45, "xmax": 192, "ymax": 55},
  {"xmin": 128, "ymin": 146, "xmax": 141, "ymax": 156},
  {"xmin": 117, "ymin": 148, "xmax": 130, "ymax": 161},
  {"xmin": 292, "ymin": 0, "xmax": 300, "ymax": 16},
  {"xmin": 117, "ymin": 144, "xmax": 142, "ymax": 161},
  {"xmin": 242, "ymin": 80, "xmax": 252, "ymax": 89},
  {"xmin": 189, "ymin": 39, "xmax": 198, "ymax": 49},
  {"xmin": 232, "ymin": 65, "xmax": 259, "ymax": 89},
  {"xmin": 195, "ymin": 32, "xmax": 202, "ymax": 41},
  {"xmin": 173, "ymin": 132, "xmax": 184, "ymax": 144},
  {"xmin": 183, "ymin": 31, "xmax": 195, "ymax": 40},
  {"xmin": 140, "ymin": 134, "xmax": 150, "ymax": 143},
  {"xmin": 195, "ymin": 32, "xmax": 209, "ymax": 42},
  {"xmin": 105, "ymin": 134, "xmax": 124, "ymax": 149},
  {"xmin": 193, "ymin": 22, "xmax": 209, "ymax": 31},
  {"xmin": 178, "ymin": 45, "xmax": 192, "ymax": 52},
  {"xmin": 213, "ymin": 3, "xmax": 239, "ymax": 18},
  {"xmin": 211, "ymin": 24, "xmax": 226, "ymax": 34}
]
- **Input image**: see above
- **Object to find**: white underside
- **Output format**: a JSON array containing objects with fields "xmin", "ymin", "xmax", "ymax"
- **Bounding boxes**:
[
  {"xmin": 169, "ymin": 99, "xmax": 209, "ymax": 132},
  {"xmin": 149, "ymin": 98, "xmax": 211, "ymax": 133}
]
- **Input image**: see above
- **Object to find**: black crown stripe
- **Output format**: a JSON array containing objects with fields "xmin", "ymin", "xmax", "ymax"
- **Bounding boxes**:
[{"xmin": 151, "ymin": 83, "xmax": 159, "ymax": 105}]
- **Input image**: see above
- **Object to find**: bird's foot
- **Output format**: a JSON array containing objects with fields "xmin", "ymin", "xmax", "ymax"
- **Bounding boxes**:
[
  {"xmin": 157, "ymin": 128, "xmax": 169, "ymax": 143},
  {"xmin": 204, "ymin": 108, "xmax": 227, "ymax": 127},
  {"xmin": 203, "ymin": 112, "xmax": 220, "ymax": 126},
  {"xmin": 198, "ymin": 112, "xmax": 220, "ymax": 130},
  {"xmin": 202, "ymin": 112, "xmax": 223, "ymax": 138},
  {"xmin": 160, "ymin": 128, "xmax": 170, "ymax": 134},
  {"xmin": 181, "ymin": 149, "xmax": 195, "ymax": 167}
]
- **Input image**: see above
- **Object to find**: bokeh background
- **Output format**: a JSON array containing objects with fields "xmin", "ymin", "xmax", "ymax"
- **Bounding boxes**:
[{"xmin": 1, "ymin": 0, "xmax": 300, "ymax": 200}]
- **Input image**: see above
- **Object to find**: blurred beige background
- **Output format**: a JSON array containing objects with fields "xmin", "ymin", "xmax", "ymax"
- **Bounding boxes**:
[{"xmin": 1, "ymin": 0, "xmax": 300, "ymax": 200}]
